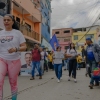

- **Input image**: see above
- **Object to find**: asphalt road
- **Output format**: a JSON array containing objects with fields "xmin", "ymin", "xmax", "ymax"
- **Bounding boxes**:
[{"xmin": 3, "ymin": 69, "xmax": 100, "ymax": 100}]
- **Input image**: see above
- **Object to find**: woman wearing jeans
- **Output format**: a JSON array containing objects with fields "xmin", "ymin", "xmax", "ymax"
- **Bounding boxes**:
[
  {"xmin": 53, "ymin": 46, "xmax": 64, "ymax": 83},
  {"xmin": 0, "ymin": 14, "xmax": 26, "ymax": 100},
  {"xmin": 66, "ymin": 43, "xmax": 77, "ymax": 83}
]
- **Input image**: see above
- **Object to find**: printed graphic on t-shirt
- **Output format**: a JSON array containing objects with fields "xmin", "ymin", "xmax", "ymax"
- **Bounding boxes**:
[{"xmin": 0, "ymin": 36, "xmax": 13, "ymax": 43}]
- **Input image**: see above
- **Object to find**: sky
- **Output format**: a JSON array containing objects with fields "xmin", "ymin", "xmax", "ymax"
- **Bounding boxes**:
[{"xmin": 51, "ymin": 0, "xmax": 100, "ymax": 29}]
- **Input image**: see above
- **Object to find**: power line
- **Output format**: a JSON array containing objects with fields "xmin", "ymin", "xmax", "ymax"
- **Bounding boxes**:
[
  {"xmin": 52, "ymin": 2, "xmax": 98, "ymax": 17},
  {"xmin": 63, "ymin": 3, "xmax": 98, "ymax": 23},
  {"xmin": 76, "ymin": 1, "xmax": 100, "ymax": 43},
  {"xmin": 52, "ymin": 0, "xmax": 96, "ymax": 8},
  {"xmin": 81, "ymin": 0, "xmax": 98, "ymax": 27}
]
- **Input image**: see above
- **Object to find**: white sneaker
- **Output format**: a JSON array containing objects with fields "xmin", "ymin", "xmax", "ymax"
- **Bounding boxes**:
[
  {"xmin": 60, "ymin": 77, "xmax": 62, "ymax": 80},
  {"xmin": 74, "ymin": 79, "xmax": 77, "ymax": 83},
  {"xmin": 58, "ymin": 79, "xmax": 60, "ymax": 83},
  {"xmin": 68, "ymin": 77, "xmax": 71, "ymax": 81}
]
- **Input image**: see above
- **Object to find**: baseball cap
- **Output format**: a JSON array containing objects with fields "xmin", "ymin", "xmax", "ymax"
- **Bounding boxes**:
[{"xmin": 86, "ymin": 37, "xmax": 92, "ymax": 41}]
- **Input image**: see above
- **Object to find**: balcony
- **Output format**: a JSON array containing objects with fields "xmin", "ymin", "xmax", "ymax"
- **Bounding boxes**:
[{"xmin": 18, "ymin": 23, "xmax": 40, "ymax": 43}]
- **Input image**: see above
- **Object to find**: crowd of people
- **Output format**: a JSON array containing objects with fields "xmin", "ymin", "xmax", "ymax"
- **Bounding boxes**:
[
  {"xmin": 29, "ymin": 42, "xmax": 84, "ymax": 83},
  {"xmin": 0, "ymin": 14, "xmax": 100, "ymax": 100},
  {"xmin": 29, "ymin": 38, "xmax": 100, "ymax": 90}
]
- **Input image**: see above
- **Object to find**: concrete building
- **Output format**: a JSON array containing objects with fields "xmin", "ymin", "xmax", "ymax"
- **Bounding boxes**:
[
  {"xmin": 52, "ymin": 28, "xmax": 73, "ymax": 51},
  {"xmin": 72, "ymin": 25, "xmax": 98, "ymax": 53},
  {"xmin": 0, "ymin": 0, "xmax": 52, "ymax": 50},
  {"xmin": 0, "ymin": 0, "xmax": 41, "ymax": 49},
  {"xmin": 96, "ymin": 26, "xmax": 100, "ymax": 46},
  {"xmin": 11, "ymin": 0, "xmax": 42, "ymax": 49}
]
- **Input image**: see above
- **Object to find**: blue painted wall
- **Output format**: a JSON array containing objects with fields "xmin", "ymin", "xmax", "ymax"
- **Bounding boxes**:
[{"xmin": 40, "ymin": 0, "xmax": 51, "ymax": 42}]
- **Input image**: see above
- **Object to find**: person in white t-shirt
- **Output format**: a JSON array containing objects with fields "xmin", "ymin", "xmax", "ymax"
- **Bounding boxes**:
[
  {"xmin": 40, "ymin": 48, "xmax": 45, "ymax": 75},
  {"xmin": 65, "ymin": 43, "xmax": 78, "ymax": 83},
  {"xmin": 53, "ymin": 46, "xmax": 64, "ymax": 83},
  {"xmin": 0, "ymin": 14, "xmax": 27, "ymax": 100}
]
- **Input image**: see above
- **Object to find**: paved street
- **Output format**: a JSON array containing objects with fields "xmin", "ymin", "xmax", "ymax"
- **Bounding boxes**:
[{"xmin": 3, "ymin": 69, "xmax": 100, "ymax": 100}]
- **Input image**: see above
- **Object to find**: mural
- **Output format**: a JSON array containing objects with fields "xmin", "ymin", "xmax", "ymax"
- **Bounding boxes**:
[{"xmin": 40, "ymin": 0, "xmax": 52, "ymax": 41}]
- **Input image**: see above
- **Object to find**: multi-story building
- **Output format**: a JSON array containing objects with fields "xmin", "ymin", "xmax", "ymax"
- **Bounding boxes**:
[
  {"xmin": 0, "ymin": 0, "xmax": 41, "ymax": 49},
  {"xmin": 72, "ymin": 25, "xmax": 98, "ymax": 53},
  {"xmin": 52, "ymin": 28, "xmax": 73, "ymax": 51},
  {"xmin": 29, "ymin": 0, "xmax": 52, "ymax": 49},
  {"xmin": 12, "ymin": 0, "xmax": 42, "ymax": 49},
  {"xmin": 0, "ymin": 0, "xmax": 52, "ymax": 49}
]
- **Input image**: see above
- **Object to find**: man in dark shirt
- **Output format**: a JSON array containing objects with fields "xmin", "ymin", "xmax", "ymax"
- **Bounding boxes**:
[{"xmin": 30, "ymin": 43, "xmax": 42, "ymax": 80}]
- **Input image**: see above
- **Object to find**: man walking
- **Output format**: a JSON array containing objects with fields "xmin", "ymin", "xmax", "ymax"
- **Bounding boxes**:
[
  {"xmin": 30, "ymin": 43, "xmax": 42, "ymax": 80},
  {"xmin": 85, "ymin": 38, "xmax": 100, "ymax": 85}
]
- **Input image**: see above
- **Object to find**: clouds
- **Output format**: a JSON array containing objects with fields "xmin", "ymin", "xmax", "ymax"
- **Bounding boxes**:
[{"xmin": 51, "ymin": 0, "xmax": 100, "ymax": 29}]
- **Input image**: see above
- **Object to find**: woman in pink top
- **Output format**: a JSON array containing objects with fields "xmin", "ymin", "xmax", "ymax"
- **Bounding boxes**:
[{"xmin": 0, "ymin": 14, "xmax": 27, "ymax": 100}]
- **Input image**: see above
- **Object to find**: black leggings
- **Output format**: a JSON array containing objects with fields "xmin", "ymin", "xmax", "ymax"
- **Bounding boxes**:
[
  {"xmin": 48, "ymin": 62, "xmax": 53, "ymax": 69},
  {"xmin": 69, "ymin": 59, "xmax": 77, "ymax": 79}
]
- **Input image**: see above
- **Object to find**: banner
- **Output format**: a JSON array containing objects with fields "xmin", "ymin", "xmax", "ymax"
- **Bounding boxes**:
[{"xmin": 20, "ymin": 52, "xmax": 32, "ymax": 76}]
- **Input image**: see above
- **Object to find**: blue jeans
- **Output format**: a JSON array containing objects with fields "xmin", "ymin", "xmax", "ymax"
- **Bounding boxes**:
[
  {"xmin": 90, "ymin": 75, "xmax": 100, "ymax": 85},
  {"xmin": 32, "ymin": 61, "xmax": 42, "ymax": 77},
  {"xmin": 54, "ymin": 64, "xmax": 62, "ymax": 80}
]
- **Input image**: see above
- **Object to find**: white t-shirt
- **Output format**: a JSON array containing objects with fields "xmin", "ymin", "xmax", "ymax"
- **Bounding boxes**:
[
  {"xmin": 67, "ymin": 49, "xmax": 77, "ymax": 60},
  {"xmin": 41, "ymin": 51, "xmax": 45, "ymax": 60},
  {"xmin": 53, "ymin": 51, "xmax": 64, "ymax": 64},
  {"xmin": 40, "ymin": 51, "xmax": 48, "ymax": 60},
  {"xmin": 0, "ymin": 29, "xmax": 26, "ymax": 60}
]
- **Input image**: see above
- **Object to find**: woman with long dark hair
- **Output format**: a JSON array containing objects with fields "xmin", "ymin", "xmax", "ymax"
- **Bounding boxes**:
[
  {"xmin": 0, "ymin": 14, "xmax": 27, "ymax": 100},
  {"xmin": 66, "ymin": 43, "xmax": 77, "ymax": 83},
  {"xmin": 53, "ymin": 46, "xmax": 64, "ymax": 83}
]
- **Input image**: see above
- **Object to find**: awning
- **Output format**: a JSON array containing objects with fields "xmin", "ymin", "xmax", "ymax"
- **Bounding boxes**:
[{"xmin": 41, "ymin": 38, "xmax": 52, "ymax": 50}]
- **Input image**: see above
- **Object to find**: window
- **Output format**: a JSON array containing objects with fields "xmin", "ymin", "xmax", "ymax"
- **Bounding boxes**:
[
  {"xmin": 16, "ymin": 17, "xmax": 20, "ymax": 23},
  {"xmin": 25, "ymin": 23, "xmax": 31, "ymax": 32},
  {"xmin": 57, "ymin": 39, "xmax": 60, "ymax": 42},
  {"xmin": 83, "ymin": 28, "xmax": 86, "ymax": 31},
  {"xmin": 55, "ymin": 31, "xmax": 59, "ymax": 34},
  {"xmin": 85, "ymin": 34, "xmax": 94, "ymax": 39},
  {"xmin": 74, "ymin": 35, "xmax": 78, "ymax": 40},
  {"xmin": 13, "ymin": 16, "xmax": 15, "ymax": 20},
  {"xmin": 25, "ymin": 23, "xmax": 31, "ymax": 30},
  {"xmin": 76, "ymin": 46, "xmax": 79, "ymax": 50},
  {"xmin": 64, "ymin": 30, "xmax": 70, "ymax": 33},
  {"xmin": 16, "ymin": 17, "xmax": 20, "ymax": 27},
  {"xmin": 64, "ymin": 39, "xmax": 70, "ymax": 42}
]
